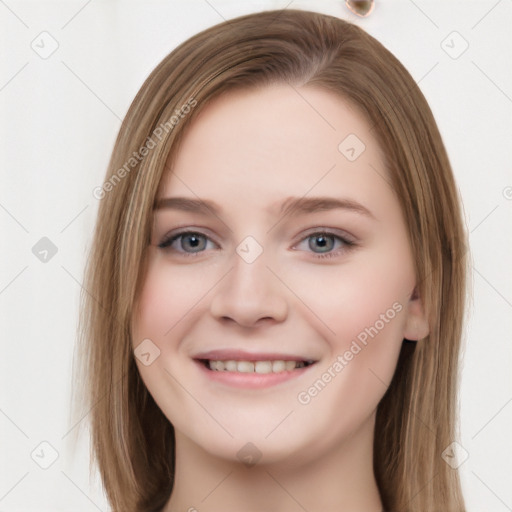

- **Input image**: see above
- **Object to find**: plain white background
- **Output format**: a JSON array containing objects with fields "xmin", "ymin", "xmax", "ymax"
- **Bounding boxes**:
[{"xmin": 1, "ymin": 0, "xmax": 511, "ymax": 510}]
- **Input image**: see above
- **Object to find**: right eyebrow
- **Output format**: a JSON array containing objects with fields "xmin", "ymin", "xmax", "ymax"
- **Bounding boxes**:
[{"xmin": 153, "ymin": 197, "xmax": 221, "ymax": 216}]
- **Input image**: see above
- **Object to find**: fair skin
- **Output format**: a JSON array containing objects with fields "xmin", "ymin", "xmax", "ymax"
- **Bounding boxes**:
[{"xmin": 132, "ymin": 84, "xmax": 429, "ymax": 512}]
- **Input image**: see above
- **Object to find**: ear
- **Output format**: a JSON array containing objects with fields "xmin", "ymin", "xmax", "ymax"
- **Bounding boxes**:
[{"xmin": 403, "ymin": 286, "xmax": 430, "ymax": 341}]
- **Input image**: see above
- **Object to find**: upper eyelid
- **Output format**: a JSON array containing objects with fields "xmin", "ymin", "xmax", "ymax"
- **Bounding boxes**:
[
  {"xmin": 295, "ymin": 226, "xmax": 356, "ymax": 242},
  {"xmin": 158, "ymin": 227, "xmax": 220, "ymax": 246}
]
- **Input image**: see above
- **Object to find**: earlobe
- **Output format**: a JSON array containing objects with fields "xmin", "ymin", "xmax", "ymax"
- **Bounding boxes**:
[{"xmin": 403, "ymin": 286, "xmax": 430, "ymax": 341}]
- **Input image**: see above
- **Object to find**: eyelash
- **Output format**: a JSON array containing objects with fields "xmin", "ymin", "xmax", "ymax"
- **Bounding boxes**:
[{"xmin": 157, "ymin": 229, "xmax": 357, "ymax": 260}]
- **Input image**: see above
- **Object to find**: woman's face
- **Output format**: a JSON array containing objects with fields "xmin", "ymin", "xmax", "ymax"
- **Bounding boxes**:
[{"xmin": 132, "ymin": 84, "xmax": 428, "ymax": 466}]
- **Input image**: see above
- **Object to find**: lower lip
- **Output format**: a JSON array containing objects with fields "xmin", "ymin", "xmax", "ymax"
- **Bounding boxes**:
[{"xmin": 194, "ymin": 360, "xmax": 315, "ymax": 389}]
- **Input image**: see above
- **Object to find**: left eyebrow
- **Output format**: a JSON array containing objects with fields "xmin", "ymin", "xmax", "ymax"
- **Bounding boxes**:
[
  {"xmin": 275, "ymin": 196, "xmax": 376, "ymax": 220},
  {"xmin": 153, "ymin": 195, "xmax": 376, "ymax": 220}
]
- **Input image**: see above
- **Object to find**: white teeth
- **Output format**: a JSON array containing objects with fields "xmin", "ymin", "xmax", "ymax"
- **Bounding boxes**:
[
  {"xmin": 254, "ymin": 361, "xmax": 272, "ymax": 374},
  {"xmin": 272, "ymin": 360, "xmax": 286, "ymax": 372},
  {"xmin": 225, "ymin": 360, "xmax": 238, "ymax": 371},
  {"xmin": 206, "ymin": 359, "xmax": 313, "ymax": 373},
  {"xmin": 285, "ymin": 360, "xmax": 297, "ymax": 371},
  {"xmin": 237, "ymin": 361, "xmax": 254, "ymax": 373}
]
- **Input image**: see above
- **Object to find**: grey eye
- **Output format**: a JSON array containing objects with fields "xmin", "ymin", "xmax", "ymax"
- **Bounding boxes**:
[
  {"xmin": 308, "ymin": 234, "xmax": 335, "ymax": 253},
  {"xmin": 159, "ymin": 232, "xmax": 211, "ymax": 253}
]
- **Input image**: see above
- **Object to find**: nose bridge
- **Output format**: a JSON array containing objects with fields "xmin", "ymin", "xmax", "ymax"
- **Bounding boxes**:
[
  {"xmin": 232, "ymin": 245, "xmax": 269, "ymax": 294},
  {"xmin": 210, "ymin": 236, "xmax": 288, "ymax": 325},
  {"xmin": 228, "ymin": 232, "xmax": 272, "ymax": 289}
]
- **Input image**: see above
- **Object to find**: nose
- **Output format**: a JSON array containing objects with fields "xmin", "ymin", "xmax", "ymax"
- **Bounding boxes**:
[{"xmin": 209, "ymin": 251, "xmax": 288, "ymax": 328}]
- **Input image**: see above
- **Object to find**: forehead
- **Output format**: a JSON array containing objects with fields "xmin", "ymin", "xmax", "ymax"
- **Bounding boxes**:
[{"xmin": 160, "ymin": 84, "xmax": 393, "ymax": 213}]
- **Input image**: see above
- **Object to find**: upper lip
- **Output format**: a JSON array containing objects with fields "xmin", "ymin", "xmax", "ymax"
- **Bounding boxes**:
[{"xmin": 193, "ymin": 349, "xmax": 318, "ymax": 362}]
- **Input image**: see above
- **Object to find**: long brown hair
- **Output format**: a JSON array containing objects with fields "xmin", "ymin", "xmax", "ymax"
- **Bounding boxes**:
[{"xmin": 72, "ymin": 9, "xmax": 469, "ymax": 511}]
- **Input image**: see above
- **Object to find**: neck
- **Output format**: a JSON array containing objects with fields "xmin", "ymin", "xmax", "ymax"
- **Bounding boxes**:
[{"xmin": 162, "ymin": 414, "xmax": 383, "ymax": 512}]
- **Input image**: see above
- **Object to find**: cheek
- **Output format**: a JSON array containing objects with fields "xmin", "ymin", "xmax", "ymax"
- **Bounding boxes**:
[
  {"xmin": 283, "ymin": 248, "xmax": 413, "ymax": 415},
  {"xmin": 130, "ymin": 262, "xmax": 210, "ymax": 427},
  {"xmin": 132, "ymin": 260, "xmax": 209, "ymax": 346},
  {"xmin": 291, "ymin": 265, "xmax": 408, "ymax": 443},
  {"xmin": 285, "ymin": 252, "xmax": 413, "ymax": 346}
]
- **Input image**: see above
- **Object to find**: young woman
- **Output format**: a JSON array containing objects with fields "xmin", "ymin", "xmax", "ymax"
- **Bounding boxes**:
[{"xmin": 75, "ymin": 9, "xmax": 469, "ymax": 512}]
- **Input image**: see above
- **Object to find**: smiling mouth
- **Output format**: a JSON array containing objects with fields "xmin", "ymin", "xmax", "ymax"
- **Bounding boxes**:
[{"xmin": 198, "ymin": 359, "xmax": 316, "ymax": 373}]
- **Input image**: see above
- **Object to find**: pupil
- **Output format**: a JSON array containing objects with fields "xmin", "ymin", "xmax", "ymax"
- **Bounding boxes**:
[
  {"xmin": 311, "ymin": 234, "xmax": 332, "ymax": 253},
  {"xmin": 184, "ymin": 234, "xmax": 204, "ymax": 251}
]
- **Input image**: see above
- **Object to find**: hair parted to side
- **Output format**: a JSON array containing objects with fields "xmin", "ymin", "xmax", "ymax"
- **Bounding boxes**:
[{"xmin": 72, "ymin": 9, "xmax": 469, "ymax": 512}]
